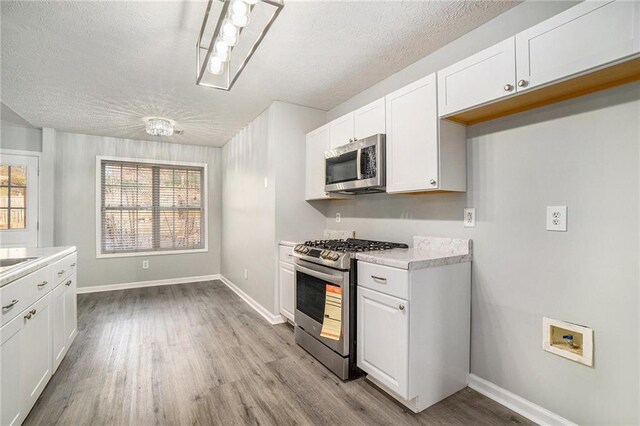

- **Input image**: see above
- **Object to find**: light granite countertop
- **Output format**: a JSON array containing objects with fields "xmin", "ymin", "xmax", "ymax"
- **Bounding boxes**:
[
  {"xmin": 356, "ymin": 236, "xmax": 472, "ymax": 271},
  {"xmin": 278, "ymin": 240, "xmax": 300, "ymax": 247},
  {"xmin": 0, "ymin": 246, "xmax": 77, "ymax": 287}
]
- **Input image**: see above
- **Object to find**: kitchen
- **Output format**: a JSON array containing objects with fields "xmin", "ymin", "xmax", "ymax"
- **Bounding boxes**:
[{"xmin": 1, "ymin": 0, "xmax": 639, "ymax": 425}]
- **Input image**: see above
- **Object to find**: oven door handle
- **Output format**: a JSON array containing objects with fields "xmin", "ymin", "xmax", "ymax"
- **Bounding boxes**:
[
  {"xmin": 356, "ymin": 148, "xmax": 362, "ymax": 180},
  {"xmin": 295, "ymin": 264, "xmax": 344, "ymax": 285}
]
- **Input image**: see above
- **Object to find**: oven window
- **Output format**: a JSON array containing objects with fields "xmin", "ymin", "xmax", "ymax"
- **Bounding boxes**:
[
  {"xmin": 326, "ymin": 151, "xmax": 357, "ymax": 185},
  {"xmin": 296, "ymin": 271, "xmax": 330, "ymax": 324}
]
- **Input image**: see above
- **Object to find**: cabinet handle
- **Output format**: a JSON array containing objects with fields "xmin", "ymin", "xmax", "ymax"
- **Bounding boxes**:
[
  {"xmin": 354, "ymin": 137, "xmax": 358, "ymax": 142},
  {"xmin": 71, "ymin": 263, "xmax": 77, "ymax": 267},
  {"xmin": 65, "ymin": 280, "xmax": 72, "ymax": 286},
  {"xmin": 371, "ymin": 275, "xmax": 387, "ymax": 283},
  {"xmin": 430, "ymin": 179, "xmax": 437, "ymax": 185},
  {"xmin": 349, "ymin": 138, "xmax": 354, "ymax": 143},
  {"xmin": 37, "ymin": 281, "xmax": 48, "ymax": 288},
  {"xmin": 24, "ymin": 309, "xmax": 36, "ymax": 320},
  {"xmin": 517, "ymin": 79, "xmax": 528, "ymax": 88},
  {"xmin": 504, "ymin": 84, "xmax": 514, "ymax": 92},
  {"xmin": 2, "ymin": 299, "xmax": 19, "ymax": 310},
  {"xmin": 398, "ymin": 304, "xmax": 405, "ymax": 311},
  {"xmin": 58, "ymin": 269, "xmax": 66, "ymax": 275}
]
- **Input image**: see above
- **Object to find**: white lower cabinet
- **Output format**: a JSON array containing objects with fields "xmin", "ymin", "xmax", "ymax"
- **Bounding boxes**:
[
  {"xmin": 357, "ymin": 287, "xmax": 409, "ymax": 397},
  {"xmin": 0, "ymin": 251, "xmax": 77, "ymax": 426},
  {"xmin": 278, "ymin": 262, "xmax": 295, "ymax": 322},
  {"xmin": 1, "ymin": 293, "xmax": 52, "ymax": 426},
  {"xmin": 356, "ymin": 260, "xmax": 471, "ymax": 413}
]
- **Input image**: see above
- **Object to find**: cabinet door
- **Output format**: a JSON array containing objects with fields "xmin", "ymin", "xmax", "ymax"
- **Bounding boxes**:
[
  {"xmin": 354, "ymin": 98, "xmax": 385, "ymax": 140},
  {"xmin": 357, "ymin": 286, "xmax": 409, "ymax": 398},
  {"xmin": 438, "ymin": 38, "xmax": 516, "ymax": 116},
  {"xmin": 305, "ymin": 125, "xmax": 331, "ymax": 200},
  {"xmin": 329, "ymin": 113, "xmax": 354, "ymax": 148},
  {"xmin": 278, "ymin": 262, "xmax": 295, "ymax": 322},
  {"xmin": 21, "ymin": 294, "xmax": 52, "ymax": 415},
  {"xmin": 64, "ymin": 274, "xmax": 77, "ymax": 347},
  {"xmin": 1, "ymin": 313, "xmax": 25, "ymax": 426},
  {"xmin": 516, "ymin": 1, "xmax": 640, "ymax": 91},
  {"xmin": 385, "ymin": 73, "xmax": 439, "ymax": 194},
  {"xmin": 52, "ymin": 282, "xmax": 66, "ymax": 372}
]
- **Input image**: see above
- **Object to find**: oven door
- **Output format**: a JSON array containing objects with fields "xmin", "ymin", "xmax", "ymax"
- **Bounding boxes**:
[{"xmin": 294, "ymin": 259, "xmax": 350, "ymax": 356}]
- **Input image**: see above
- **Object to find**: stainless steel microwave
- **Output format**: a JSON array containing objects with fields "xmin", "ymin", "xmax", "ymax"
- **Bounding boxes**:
[{"xmin": 324, "ymin": 134, "xmax": 385, "ymax": 194}]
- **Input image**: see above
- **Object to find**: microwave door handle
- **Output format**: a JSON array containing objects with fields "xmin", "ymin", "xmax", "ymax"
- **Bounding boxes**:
[
  {"xmin": 295, "ymin": 264, "xmax": 344, "ymax": 285},
  {"xmin": 356, "ymin": 148, "xmax": 362, "ymax": 179}
]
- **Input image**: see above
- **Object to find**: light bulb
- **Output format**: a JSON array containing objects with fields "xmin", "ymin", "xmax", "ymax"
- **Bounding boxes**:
[
  {"xmin": 241, "ymin": 0, "xmax": 258, "ymax": 5},
  {"xmin": 231, "ymin": 0, "xmax": 248, "ymax": 15},
  {"xmin": 221, "ymin": 19, "xmax": 237, "ymax": 37},
  {"xmin": 231, "ymin": 11, "xmax": 249, "ymax": 28},
  {"xmin": 214, "ymin": 40, "xmax": 230, "ymax": 61},
  {"xmin": 221, "ymin": 29, "xmax": 238, "ymax": 47},
  {"xmin": 208, "ymin": 56, "xmax": 224, "ymax": 75}
]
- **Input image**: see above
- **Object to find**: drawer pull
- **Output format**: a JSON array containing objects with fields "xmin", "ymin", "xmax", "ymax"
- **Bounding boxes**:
[
  {"xmin": 398, "ymin": 304, "xmax": 405, "ymax": 311},
  {"xmin": 371, "ymin": 275, "xmax": 387, "ymax": 283},
  {"xmin": 2, "ymin": 299, "xmax": 19, "ymax": 311},
  {"xmin": 58, "ymin": 269, "xmax": 66, "ymax": 275},
  {"xmin": 65, "ymin": 280, "xmax": 72, "ymax": 286},
  {"xmin": 24, "ymin": 309, "xmax": 36, "ymax": 320},
  {"xmin": 37, "ymin": 281, "xmax": 48, "ymax": 288},
  {"xmin": 71, "ymin": 263, "xmax": 77, "ymax": 267}
]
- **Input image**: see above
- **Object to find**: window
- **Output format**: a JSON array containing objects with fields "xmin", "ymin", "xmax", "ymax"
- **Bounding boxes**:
[
  {"xmin": 97, "ymin": 157, "xmax": 207, "ymax": 257},
  {"xmin": 0, "ymin": 165, "xmax": 27, "ymax": 229}
]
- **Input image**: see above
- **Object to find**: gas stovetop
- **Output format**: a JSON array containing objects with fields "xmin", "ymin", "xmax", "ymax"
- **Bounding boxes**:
[{"xmin": 293, "ymin": 238, "xmax": 408, "ymax": 270}]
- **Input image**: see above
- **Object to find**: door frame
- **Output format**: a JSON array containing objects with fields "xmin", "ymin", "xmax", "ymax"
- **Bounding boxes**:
[{"xmin": 0, "ymin": 149, "xmax": 41, "ymax": 247}]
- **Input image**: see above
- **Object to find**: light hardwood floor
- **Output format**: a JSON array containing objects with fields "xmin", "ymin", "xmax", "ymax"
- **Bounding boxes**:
[{"xmin": 25, "ymin": 280, "xmax": 533, "ymax": 425}]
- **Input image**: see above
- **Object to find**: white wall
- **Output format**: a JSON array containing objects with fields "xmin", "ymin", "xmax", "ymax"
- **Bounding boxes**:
[
  {"xmin": 319, "ymin": 1, "xmax": 639, "ymax": 424},
  {"xmin": 54, "ymin": 131, "xmax": 222, "ymax": 288},
  {"xmin": 221, "ymin": 102, "xmax": 326, "ymax": 314}
]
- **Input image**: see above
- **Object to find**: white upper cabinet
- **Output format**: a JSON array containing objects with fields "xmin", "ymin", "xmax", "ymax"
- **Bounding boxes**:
[
  {"xmin": 305, "ymin": 125, "xmax": 351, "ymax": 200},
  {"xmin": 354, "ymin": 98, "xmax": 386, "ymax": 140},
  {"xmin": 516, "ymin": 0, "xmax": 640, "ymax": 91},
  {"xmin": 329, "ymin": 113, "xmax": 355, "ymax": 148},
  {"xmin": 386, "ymin": 73, "xmax": 466, "ymax": 194},
  {"xmin": 329, "ymin": 97, "xmax": 386, "ymax": 148},
  {"xmin": 438, "ymin": 38, "xmax": 516, "ymax": 116}
]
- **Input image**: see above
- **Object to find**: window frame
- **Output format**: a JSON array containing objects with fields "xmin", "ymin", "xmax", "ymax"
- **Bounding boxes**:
[{"xmin": 95, "ymin": 156, "xmax": 208, "ymax": 259}]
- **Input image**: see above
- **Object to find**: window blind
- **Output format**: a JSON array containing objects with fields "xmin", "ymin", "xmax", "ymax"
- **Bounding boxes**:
[{"xmin": 100, "ymin": 160, "xmax": 205, "ymax": 254}]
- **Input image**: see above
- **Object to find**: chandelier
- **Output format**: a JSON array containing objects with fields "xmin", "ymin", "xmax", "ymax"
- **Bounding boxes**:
[
  {"xmin": 196, "ymin": 0, "xmax": 284, "ymax": 91},
  {"xmin": 145, "ymin": 118, "xmax": 174, "ymax": 137}
]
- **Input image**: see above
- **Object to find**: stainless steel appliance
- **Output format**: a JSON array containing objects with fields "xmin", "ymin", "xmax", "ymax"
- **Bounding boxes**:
[
  {"xmin": 293, "ymin": 238, "xmax": 408, "ymax": 380},
  {"xmin": 324, "ymin": 134, "xmax": 385, "ymax": 194}
]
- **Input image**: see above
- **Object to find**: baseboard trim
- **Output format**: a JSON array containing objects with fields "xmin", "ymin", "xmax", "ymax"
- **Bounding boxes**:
[
  {"xmin": 468, "ymin": 374, "xmax": 576, "ymax": 426},
  {"xmin": 76, "ymin": 274, "xmax": 221, "ymax": 294},
  {"xmin": 219, "ymin": 275, "xmax": 287, "ymax": 325}
]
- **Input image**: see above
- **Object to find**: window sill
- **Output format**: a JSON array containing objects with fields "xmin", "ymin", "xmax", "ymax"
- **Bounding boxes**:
[{"xmin": 96, "ymin": 247, "xmax": 208, "ymax": 259}]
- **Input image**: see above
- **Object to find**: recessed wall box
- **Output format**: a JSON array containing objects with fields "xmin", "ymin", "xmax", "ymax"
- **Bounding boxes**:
[{"xmin": 542, "ymin": 317, "xmax": 593, "ymax": 366}]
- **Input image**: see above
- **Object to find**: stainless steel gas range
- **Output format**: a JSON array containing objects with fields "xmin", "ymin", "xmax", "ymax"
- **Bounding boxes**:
[{"xmin": 292, "ymin": 238, "xmax": 408, "ymax": 380}]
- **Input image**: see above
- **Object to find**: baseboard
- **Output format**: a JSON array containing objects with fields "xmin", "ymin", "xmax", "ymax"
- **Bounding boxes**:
[
  {"xmin": 468, "ymin": 374, "xmax": 576, "ymax": 426},
  {"xmin": 76, "ymin": 274, "xmax": 221, "ymax": 294},
  {"xmin": 219, "ymin": 275, "xmax": 287, "ymax": 325}
]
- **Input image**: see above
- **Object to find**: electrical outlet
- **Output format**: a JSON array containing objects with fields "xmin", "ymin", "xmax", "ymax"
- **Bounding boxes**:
[
  {"xmin": 264, "ymin": 177, "xmax": 268, "ymax": 188},
  {"xmin": 142, "ymin": 260, "xmax": 149, "ymax": 269},
  {"xmin": 336, "ymin": 213, "xmax": 341, "ymax": 223},
  {"xmin": 546, "ymin": 206, "xmax": 567, "ymax": 232},
  {"xmin": 244, "ymin": 269, "xmax": 248, "ymax": 280},
  {"xmin": 464, "ymin": 208, "xmax": 476, "ymax": 228}
]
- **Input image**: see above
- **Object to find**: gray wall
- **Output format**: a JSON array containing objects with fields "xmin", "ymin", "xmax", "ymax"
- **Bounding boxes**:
[
  {"xmin": 54, "ymin": 131, "xmax": 222, "ymax": 288},
  {"xmin": 0, "ymin": 121, "xmax": 42, "ymax": 152},
  {"xmin": 320, "ymin": 2, "xmax": 639, "ymax": 424}
]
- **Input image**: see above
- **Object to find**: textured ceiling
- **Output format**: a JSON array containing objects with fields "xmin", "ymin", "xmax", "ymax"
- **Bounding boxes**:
[{"xmin": 1, "ymin": 0, "xmax": 518, "ymax": 147}]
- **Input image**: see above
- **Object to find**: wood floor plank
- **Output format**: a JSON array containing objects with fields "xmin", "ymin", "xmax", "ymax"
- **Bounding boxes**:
[{"xmin": 23, "ymin": 281, "xmax": 534, "ymax": 426}]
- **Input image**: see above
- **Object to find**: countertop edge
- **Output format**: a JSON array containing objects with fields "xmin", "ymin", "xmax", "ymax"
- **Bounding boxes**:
[
  {"xmin": 355, "ymin": 251, "xmax": 472, "ymax": 271},
  {"xmin": 1, "ymin": 246, "xmax": 77, "ymax": 287}
]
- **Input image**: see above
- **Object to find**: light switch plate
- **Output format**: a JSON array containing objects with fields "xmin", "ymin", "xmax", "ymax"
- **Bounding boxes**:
[
  {"xmin": 464, "ymin": 208, "xmax": 475, "ymax": 228},
  {"xmin": 546, "ymin": 206, "xmax": 567, "ymax": 231},
  {"xmin": 336, "ymin": 213, "xmax": 341, "ymax": 223}
]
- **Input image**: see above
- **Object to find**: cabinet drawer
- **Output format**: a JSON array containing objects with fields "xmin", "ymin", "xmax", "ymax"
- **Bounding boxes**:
[
  {"xmin": 358, "ymin": 262, "xmax": 408, "ymax": 300},
  {"xmin": 1, "ymin": 265, "xmax": 53, "ymax": 327},
  {"xmin": 279, "ymin": 245, "xmax": 295, "ymax": 265},
  {"xmin": 52, "ymin": 252, "xmax": 77, "ymax": 285}
]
